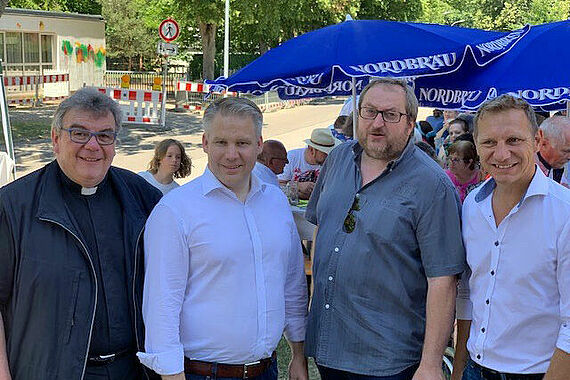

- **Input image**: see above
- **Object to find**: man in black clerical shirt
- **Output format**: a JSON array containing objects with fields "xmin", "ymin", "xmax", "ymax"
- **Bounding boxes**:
[{"xmin": 0, "ymin": 88, "xmax": 162, "ymax": 380}]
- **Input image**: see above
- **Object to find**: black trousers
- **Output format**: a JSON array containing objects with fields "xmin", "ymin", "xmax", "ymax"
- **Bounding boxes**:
[{"xmin": 84, "ymin": 354, "xmax": 143, "ymax": 380}]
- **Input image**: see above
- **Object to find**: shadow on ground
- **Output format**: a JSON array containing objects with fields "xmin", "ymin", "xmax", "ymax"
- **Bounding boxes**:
[
  {"xmin": 6, "ymin": 97, "xmax": 343, "ymax": 172},
  {"xmin": 7, "ymin": 107, "xmax": 205, "ymax": 170}
]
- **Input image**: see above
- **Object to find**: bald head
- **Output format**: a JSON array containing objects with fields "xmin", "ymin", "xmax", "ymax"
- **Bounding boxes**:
[{"xmin": 258, "ymin": 140, "xmax": 288, "ymax": 174}]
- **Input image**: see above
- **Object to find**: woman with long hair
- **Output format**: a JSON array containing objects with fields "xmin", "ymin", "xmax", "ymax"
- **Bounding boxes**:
[{"xmin": 139, "ymin": 139, "xmax": 192, "ymax": 195}]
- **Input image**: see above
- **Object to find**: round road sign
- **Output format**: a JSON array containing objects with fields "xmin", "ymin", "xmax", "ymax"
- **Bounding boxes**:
[{"xmin": 159, "ymin": 18, "xmax": 180, "ymax": 42}]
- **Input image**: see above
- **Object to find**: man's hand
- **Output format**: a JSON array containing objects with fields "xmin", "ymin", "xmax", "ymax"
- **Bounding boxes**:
[
  {"xmin": 287, "ymin": 341, "xmax": 308, "ymax": 380},
  {"xmin": 297, "ymin": 181, "xmax": 315, "ymax": 200},
  {"xmin": 161, "ymin": 372, "xmax": 185, "ymax": 380},
  {"xmin": 288, "ymin": 354, "xmax": 308, "ymax": 380},
  {"xmin": 412, "ymin": 364, "xmax": 445, "ymax": 380},
  {"xmin": 0, "ymin": 313, "xmax": 11, "ymax": 380}
]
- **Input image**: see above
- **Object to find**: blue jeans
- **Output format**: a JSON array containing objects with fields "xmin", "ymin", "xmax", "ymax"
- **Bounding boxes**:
[
  {"xmin": 185, "ymin": 357, "xmax": 278, "ymax": 380},
  {"xmin": 317, "ymin": 363, "xmax": 419, "ymax": 380}
]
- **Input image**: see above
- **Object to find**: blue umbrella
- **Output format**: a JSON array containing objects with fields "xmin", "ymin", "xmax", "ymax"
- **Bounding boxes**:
[
  {"xmin": 207, "ymin": 20, "xmax": 528, "ymax": 94},
  {"xmin": 412, "ymin": 20, "xmax": 570, "ymax": 111}
]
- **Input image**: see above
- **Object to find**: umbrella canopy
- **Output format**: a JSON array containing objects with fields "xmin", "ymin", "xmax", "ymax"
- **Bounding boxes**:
[
  {"xmin": 207, "ymin": 19, "xmax": 528, "ymax": 94},
  {"xmin": 412, "ymin": 19, "xmax": 570, "ymax": 111}
]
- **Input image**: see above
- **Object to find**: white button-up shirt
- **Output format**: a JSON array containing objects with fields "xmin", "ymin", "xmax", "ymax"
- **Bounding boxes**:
[
  {"xmin": 457, "ymin": 167, "xmax": 570, "ymax": 374},
  {"xmin": 137, "ymin": 168, "xmax": 308, "ymax": 375}
]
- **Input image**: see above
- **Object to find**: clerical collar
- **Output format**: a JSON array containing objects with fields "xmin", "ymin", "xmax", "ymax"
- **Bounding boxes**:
[
  {"xmin": 537, "ymin": 151, "xmax": 552, "ymax": 171},
  {"xmin": 58, "ymin": 164, "xmax": 108, "ymax": 196}
]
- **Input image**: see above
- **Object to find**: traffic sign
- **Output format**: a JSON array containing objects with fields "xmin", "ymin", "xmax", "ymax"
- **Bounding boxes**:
[
  {"xmin": 157, "ymin": 41, "xmax": 178, "ymax": 56},
  {"xmin": 159, "ymin": 18, "xmax": 179, "ymax": 42}
]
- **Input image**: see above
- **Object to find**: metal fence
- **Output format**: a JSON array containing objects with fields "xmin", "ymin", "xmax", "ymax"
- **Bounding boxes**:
[{"xmin": 104, "ymin": 71, "xmax": 186, "ymax": 97}]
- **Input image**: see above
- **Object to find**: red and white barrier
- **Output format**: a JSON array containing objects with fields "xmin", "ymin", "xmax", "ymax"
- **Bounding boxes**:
[
  {"xmin": 180, "ymin": 104, "xmax": 203, "ymax": 111},
  {"xmin": 97, "ymin": 88, "xmax": 163, "ymax": 125},
  {"xmin": 176, "ymin": 81, "xmax": 237, "ymax": 96},
  {"xmin": 4, "ymin": 74, "xmax": 69, "ymax": 86},
  {"xmin": 8, "ymin": 95, "xmax": 67, "ymax": 105}
]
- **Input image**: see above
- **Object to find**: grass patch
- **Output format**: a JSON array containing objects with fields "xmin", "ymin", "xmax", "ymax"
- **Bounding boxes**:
[
  {"xmin": 9, "ymin": 120, "xmax": 51, "ymax": 142},
  {"xmin": 277, "ymin": 337, "xmax": 320, "ymax": 380}
]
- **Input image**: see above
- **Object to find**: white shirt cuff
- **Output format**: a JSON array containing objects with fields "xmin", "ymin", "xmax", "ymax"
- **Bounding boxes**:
[
  {"xmin": 456, "ymin": 297, "xmax": 473, "ymax": 320},
  {"xmin": 556, "ymin": 321, "xmax": 570, "ymax": 353},
  {"xmin": 137, "ymin": 346, "xmax": 185, "ymax": 375}
]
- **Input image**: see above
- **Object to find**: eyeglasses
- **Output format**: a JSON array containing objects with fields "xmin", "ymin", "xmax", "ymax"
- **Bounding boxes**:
[
  {"xmin": 62, "ymin": 128, "xmax": 117, "ymax": 146},
  {"xmin": 343, "ymin": 195, "xmax": 361, "ymax": 233},
  {"xmin": 359, "ymin": 107, "xmax": 408, "ymax": 123}
]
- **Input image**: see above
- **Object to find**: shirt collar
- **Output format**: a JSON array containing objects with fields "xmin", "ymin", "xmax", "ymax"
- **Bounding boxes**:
[
  {"xmin": 537, "ymin": 151, "xmax": 552, "ymax": 171},
  {"xmin": 201, "ymin": 166, "xmax": 266, "ymax": 199},
  {"xmin": 474, "ymin": 165, "xmax": 549, "ymax": 206},
  {"xmin": 57, "ymin": 162, "xmax": 107, "ymax": 196}
]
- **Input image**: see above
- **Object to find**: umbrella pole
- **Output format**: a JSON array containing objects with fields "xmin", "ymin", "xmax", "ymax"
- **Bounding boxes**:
[
  {"xmin": 567, "ymin": 100, "xmax": 569, "ymax": 118},
  {"xmin": 352, "ymin": 77, "xmax": 358, "ymax": 137}
]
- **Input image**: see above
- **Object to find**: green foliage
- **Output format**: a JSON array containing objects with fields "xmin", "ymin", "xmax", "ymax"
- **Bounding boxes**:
[
  {"xmin": 420, "ymin": 0, "xmax": 570, "ymax": 30},
  {"xmin": 7, "ymin": 0, "xmax": 101, "ymax": 14},
  {"xmin": 101, "ymin": 0, "xmax": 156, "ymax": 70},
  {"xmin": 356, "ymin": 0, "xmax": 423, "ymax": 21}
]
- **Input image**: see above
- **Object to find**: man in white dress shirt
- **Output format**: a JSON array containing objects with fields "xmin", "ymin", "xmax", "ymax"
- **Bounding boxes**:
[
  {"xmin": 253, "ymin": 140, "xmax": 289, "ymax": 186},
  {"xmin": 138, "ymin": 97, "xmax": 308, "ymax": 380},
  {"xmin": 452, "ymin": 95, "xmax": 569, "ymax": 380}
]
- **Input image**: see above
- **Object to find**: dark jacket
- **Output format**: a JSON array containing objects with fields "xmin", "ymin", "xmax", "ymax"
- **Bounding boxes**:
[{"xmin": 0, "ymin": 161, "xmax": 162, "ymax": 380}]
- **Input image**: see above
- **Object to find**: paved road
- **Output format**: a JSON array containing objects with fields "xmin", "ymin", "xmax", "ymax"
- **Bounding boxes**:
[
  {"xmin": 12, "ymin": 99, "xmax": 432, "ymax": 183},
  {"xmin": 13, "ymin": 99, "xmax": 346, "ymax": 182}
]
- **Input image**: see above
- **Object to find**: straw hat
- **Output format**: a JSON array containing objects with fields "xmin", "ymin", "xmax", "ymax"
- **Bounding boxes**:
[{"xmin": 304, "ymin": 128, "xmax": 339, "ymax": 154}]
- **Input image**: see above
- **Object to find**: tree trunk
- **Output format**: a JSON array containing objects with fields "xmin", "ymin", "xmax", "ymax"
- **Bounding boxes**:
[
  {"xmin": 128, "ymin": 56, "xmax": 132, "ymax": 72},
  {"xmin": 259, "ymin": 40, "xmax": 269, "ymax": 55},
  {"xmin": 199, "ymin": 22, "xmax": 217, "ymax": 80},
  {"xmin": 0, "ymin": 0, "xmax": 8, "ymax": 17},
  {"xmin": 139, "ymin": 55, "xmax": 143, "ymax": 71}
]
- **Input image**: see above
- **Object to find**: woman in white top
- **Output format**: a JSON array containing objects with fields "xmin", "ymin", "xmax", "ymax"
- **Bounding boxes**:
[{"xmin": 139, "ymin": 139, "xmax": 192, "ymax": 195}]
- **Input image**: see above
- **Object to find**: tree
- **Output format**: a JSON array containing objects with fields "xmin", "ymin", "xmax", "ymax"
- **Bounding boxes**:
[
  {"xmin": 174, "ymin": 0, "xmax": 224, "ymax": 79},
  {"xmin": 420, "ymin": 0, "xmax": 570, "ymax": 30},
  {"xmin": 101, "ymin": 0, "xmax": 156, "ymax": 70},
  {"xmin": 7, "ymin": 0, "xmax": 101, "ymax": 14},
  {"xmin": 356, "ymin": 0, "xmax": 422, "ymax": 21},
  {"xmin": 0, "ymin": 0, "xmax": 9, "ymax": 16}
]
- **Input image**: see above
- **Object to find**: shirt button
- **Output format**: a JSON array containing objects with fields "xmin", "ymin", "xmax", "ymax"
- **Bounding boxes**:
[
  {"xmin": 494, "ymin": 241, "xmax": 499, "ymax": 246},
  {"xmin": 476, "ymin": 354, "xmax": 481, "ymax": 360},
  {"xmin": 486, "ymin": 299, "xmax": 490, "ymax": 305},
  {"xmin": 481, "ymin": 328, "xmax": 486, "ymax": 333},
  {"xmin": 334, "ymin": 247, "xmax": 339, "ymax": 253},
  {"xmin": 328, "ymin": 276, "xmax": 333, "ymax": 281},
  {"xmin": 490, "ymin": 270, "xmax": 495, "ymax": 276},
  {"xmin": 325, "ymin": 304, "xmax": 330, "ymax": 309}
]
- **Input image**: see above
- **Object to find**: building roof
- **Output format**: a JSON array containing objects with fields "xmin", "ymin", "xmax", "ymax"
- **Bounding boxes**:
[{"xmin": 3, "ymin": 7, "xmax": 105, "ymax": 22}]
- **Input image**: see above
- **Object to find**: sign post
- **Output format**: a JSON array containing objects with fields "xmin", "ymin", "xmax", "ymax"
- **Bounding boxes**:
[{"xmin": 158, "ymin": 18, "xmax": 180, "ymax": 128}]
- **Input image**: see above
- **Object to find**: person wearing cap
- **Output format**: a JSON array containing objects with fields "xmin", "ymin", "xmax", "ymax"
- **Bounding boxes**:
[
  {"xmin": 305, "ymin": 78, "xmax": 465, "ymax": 380},
  {"xmin": 278, "ymin": 128, "xmax": 338, "ymax": 200}
]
